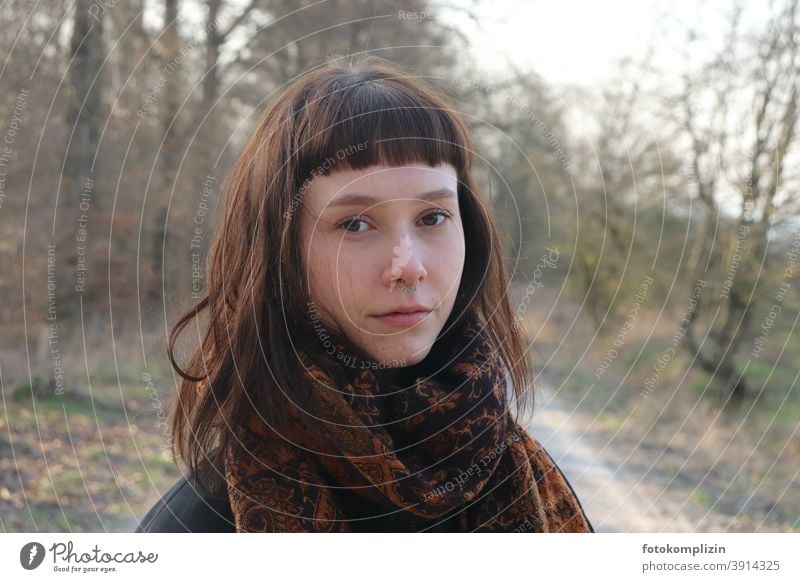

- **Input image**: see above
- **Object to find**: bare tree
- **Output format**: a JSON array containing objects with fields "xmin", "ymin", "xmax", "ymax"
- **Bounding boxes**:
[
  {"xmin": 65, "ymin": 0, "xmax": 105, "ymax": 200},
  {"xmin": 671, "ymin": 0, "xmax": 799, "ymax": 412}
]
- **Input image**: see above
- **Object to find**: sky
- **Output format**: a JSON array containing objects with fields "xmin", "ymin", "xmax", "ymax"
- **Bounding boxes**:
[
  {"xmin": 448, "ymin": 0, "xmax": 774, "ymax": 87},
  {"xmin": 168, "ymin": 0, "xmax": 775, "ymax": 90}
]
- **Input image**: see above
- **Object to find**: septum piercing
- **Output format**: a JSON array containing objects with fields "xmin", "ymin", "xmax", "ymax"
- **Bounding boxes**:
[{"xmin": 400, "ymin": 280, "xmax": 418, "ymax": 294}]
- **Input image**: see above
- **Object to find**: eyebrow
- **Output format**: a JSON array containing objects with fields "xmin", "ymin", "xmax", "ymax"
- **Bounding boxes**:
[{"xmin": 324, "ymin": 188, "xmax": 457, "ymax": 210}]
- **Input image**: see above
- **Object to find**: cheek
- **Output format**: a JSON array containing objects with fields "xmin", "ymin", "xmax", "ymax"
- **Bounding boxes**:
[
  {"xmin": 307, "ymin": 241, "xmax": 364, "ymax": 303},
  {"xmin": 439, "ymin": 230, "xmax": 466, "ymax": 277},
  {"xmin": 304, "ymin": 234, "xmax": 334, "ymax": 300}
]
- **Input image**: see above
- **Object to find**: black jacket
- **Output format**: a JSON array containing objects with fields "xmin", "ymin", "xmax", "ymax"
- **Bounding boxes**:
[{"xmin": 135, "ymin": 469, "xmax": 236, "ymax": 532}]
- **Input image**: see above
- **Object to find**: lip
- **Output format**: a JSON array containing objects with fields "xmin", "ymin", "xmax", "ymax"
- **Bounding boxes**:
[{"xmin": 371, "ymin": 309, "xmax": 432, "ymax": 327}]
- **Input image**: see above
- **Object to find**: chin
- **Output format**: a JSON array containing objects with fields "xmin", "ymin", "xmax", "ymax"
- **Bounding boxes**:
[{"xmin": 396, "ymin": 342, "xmax": 435, "ymax": 366}]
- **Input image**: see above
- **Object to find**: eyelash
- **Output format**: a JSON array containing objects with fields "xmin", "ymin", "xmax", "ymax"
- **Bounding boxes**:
[{"xmin": 337, "ymin": 208, "xmax": 452, "ymax": 233}]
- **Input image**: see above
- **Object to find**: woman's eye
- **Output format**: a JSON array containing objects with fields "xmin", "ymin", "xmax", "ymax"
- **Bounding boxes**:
[
  {"xmin": 338, "ymin": 209, "xmax": 451, "ymax": 233},
  {"xmin": 339, "ymin": 215, "xmax": 368, "ymax": 233},
  {"xmin": 420, "ymin": 209, "xmax": 451, "ymax": 226}
]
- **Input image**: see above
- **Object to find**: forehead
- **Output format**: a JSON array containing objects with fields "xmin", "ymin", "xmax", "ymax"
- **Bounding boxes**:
[{"xmin": 304, "ymin": 163, "xmax": 457, "ymax": 210}]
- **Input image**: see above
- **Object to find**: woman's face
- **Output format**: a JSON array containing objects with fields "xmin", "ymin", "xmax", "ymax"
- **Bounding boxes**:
[{"xmin": 299, "ymin": 163, "xmax": 465, "ymax": 368}]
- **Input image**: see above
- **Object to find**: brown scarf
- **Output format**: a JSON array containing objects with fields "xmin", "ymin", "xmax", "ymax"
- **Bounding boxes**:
[{"xmin": 225, "ymin": 307, "xmax": 594, "ymax": 532}]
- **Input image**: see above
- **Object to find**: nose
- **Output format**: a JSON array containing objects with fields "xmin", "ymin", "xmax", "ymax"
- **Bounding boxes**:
[{"xmin": 382, "ymin": 236, "xmax": 428, "ymax": 291}]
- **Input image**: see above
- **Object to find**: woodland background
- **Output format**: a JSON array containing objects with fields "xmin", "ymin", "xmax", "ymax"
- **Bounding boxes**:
[{"xmin": 0, "ymin": 0, "xmax": 798, "ymax": 531}]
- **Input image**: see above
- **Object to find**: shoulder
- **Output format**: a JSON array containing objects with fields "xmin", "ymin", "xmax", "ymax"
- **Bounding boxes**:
[{"xmin": 135, "ymin": 467, "xmax": 235, "ymax": 533}]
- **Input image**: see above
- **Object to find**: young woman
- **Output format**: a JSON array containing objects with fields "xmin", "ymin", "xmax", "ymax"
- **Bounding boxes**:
[{"xmin": 135, "ymin": 57, "xmax": 594, "ymax": 533}]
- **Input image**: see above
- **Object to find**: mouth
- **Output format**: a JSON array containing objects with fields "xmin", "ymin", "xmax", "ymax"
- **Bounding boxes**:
[{"xmin": 370, "ymin": 309, "xmax": 432, "ymax": 327}]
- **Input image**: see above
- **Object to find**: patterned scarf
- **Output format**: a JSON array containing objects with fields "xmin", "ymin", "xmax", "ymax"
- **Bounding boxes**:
[{"xmin": 224, "ymin": 306, "xmax": 594, "ymax": 532}]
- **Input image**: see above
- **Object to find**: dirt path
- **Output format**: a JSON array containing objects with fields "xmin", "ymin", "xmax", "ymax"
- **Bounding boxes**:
[{"xmin": 522, "ymin": 386, "xmax": 699, "ymax": 532}]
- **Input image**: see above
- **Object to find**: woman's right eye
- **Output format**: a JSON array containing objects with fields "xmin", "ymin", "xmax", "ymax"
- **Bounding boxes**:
[{"xmin": 339, "ymin": 215, "xmax": 368, "ymax": 233}]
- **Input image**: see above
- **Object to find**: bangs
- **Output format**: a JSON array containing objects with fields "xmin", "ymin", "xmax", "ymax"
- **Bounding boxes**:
[{"xmin": 292, "ymin": 70, "xmax": 471, "ymax": 184}]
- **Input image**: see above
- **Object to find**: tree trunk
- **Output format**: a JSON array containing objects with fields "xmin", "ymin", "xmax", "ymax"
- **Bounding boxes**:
[
  {"xmin": 66, "ymin": 0, "xmax": 104, "ymax": 206},
  {"xmin": 147, "ymin": 0, "xmax": 182, "ymax": 305}
]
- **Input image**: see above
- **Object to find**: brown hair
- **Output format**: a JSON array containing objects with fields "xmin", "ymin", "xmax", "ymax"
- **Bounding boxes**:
[{"xmin": 167, "ymin": 56, "xmax": 533, "ymax": 495}]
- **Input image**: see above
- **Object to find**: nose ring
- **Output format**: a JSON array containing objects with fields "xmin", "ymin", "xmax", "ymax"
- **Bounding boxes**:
[{"xmin": 400, "ymin": 280, "xmax": 418, "ymax": 294}]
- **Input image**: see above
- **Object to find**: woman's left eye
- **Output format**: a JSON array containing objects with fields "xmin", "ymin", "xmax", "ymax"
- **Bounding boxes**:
[
  {"xmin": 419, "ymin": 208, "xmax": 451, "ymax": 226},
  {"xmin": 338, "ymin": 209, "xmax": 451, "ymax": 233}
]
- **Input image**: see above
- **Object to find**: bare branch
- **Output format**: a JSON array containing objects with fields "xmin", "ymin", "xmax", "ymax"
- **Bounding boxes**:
[{"xmin": 220, "ymin": 0, "xmax": 260, "ymax": 41}]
